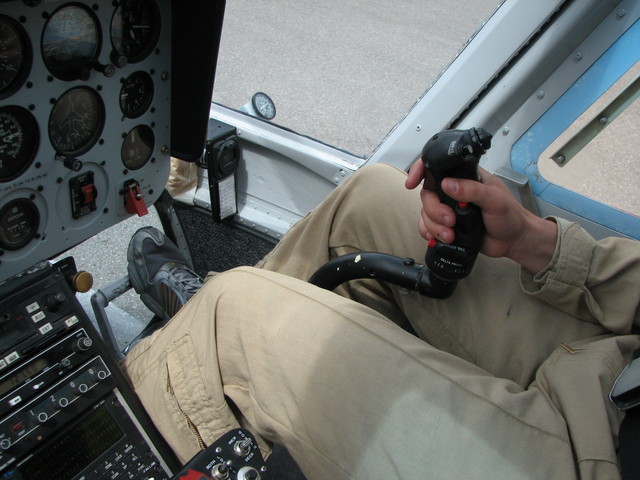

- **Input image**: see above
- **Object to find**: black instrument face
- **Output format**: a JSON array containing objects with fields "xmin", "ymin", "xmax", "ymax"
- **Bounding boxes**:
[
  {"xmin": 0, "ymin": 106, "xmax": 39, "ymax": 182},
  {"xmin": 41, "ymin": 4, "xmax": 101, "ymax": 81},
  {"xmin": 0, "ymin": 15, "xmax": 31, "ymax": 100},
  {"xmin": 48, "ymin": 86, "xmax": 105, "ymax": 157},
  {"xmin": 111, "ymin": 0, "xmax": 161, "ymax": 64},
  {"xmin": 0, "ymin": 198, "xmax": 40, "ymax": 251},
  {"xmin": 121, "ymin": 124, "xmax": 154, "ymax": 169},
  {"xmin": 119, "ymin": 70, "xmax": 154, "ymax": 118}
]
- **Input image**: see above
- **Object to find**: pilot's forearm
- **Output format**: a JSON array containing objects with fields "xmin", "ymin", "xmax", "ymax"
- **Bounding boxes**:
[{"xmin": 520, "ymin": 217, "xmax": 640, "ymax": 333}]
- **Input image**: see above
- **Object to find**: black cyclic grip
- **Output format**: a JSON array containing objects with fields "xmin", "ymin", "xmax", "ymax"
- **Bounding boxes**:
[
  {"xmin": 309, "ymin": 127, "xmax": 492, "ymax": 299},
  {"xmin": 423, "ymin": 127, "xmax": 492, "ymax": 281}
]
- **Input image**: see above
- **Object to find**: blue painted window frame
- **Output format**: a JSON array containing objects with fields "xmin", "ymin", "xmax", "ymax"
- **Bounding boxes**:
[{"xmin": 510, "ymin": 19, "xmax": 640, "ymax": 239}]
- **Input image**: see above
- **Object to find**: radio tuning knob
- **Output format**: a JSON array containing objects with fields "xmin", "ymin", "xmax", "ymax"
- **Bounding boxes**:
[
  {"xmin": 44, "ymin": 292, "xmax": 66, "ymax": 311},
  {"xmin": 0, "ymin": 439, "xmax": 11, "ymax": 451},
  {"xmin": 73, "ymin": 337, "xmax": 93, "ymax": 353}
]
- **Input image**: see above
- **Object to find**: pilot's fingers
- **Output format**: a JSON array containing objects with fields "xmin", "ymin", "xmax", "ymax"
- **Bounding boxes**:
[
  {"xmin": 419, "ymin": 188, "xmax": 456, "ymax": 243},
  {"xmin": 439, "ymin": 169, "xmax": 504, "ymax": 209},
  {"xmin": 405, "ymin": 159, "xmax": 425, "ymax": 190}
]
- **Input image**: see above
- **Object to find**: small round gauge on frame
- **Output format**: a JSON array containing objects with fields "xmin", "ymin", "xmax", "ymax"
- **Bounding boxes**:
[
  {"xmin": 121, "ymin": 124, "xmax": 154, "ymax": 170},
  {"xmin": 48, "ymin": 87, "xmax": 105, "ymax": 157},
  {"xmin": 41, "ymin": 4, "xmax": 101, "ymax": 81},
  {"xmin": 111, "ymin": 0, "xmax": 161, "ymax": 64},
  {"xmin": 0, "ymin": 198, "xmax": 40, "ymax": 251},
  {"xmin": 120, "ymin": 71, "xmax": 154, "ymax": 118},
  {"xmin": 0, "ymin": 15, "xmax": 32, "ymax": 100},
  {"xmin": 0, "ymin": 106, "xmax": 39, "ymax": 183},
  {"xmin": 252, "ymin": 92, "xmax": 276, "ymax": 120}
]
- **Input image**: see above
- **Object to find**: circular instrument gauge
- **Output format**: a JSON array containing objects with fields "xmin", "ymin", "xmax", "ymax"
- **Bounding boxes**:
[
  {"xmin": 121, "ymin": 124, "xmax": 154, "ymax": 170},
  {"xmin": 111, "ymin": 0, "xmax": 161, "ymax": 64},
  {"xmin": 120, "ymin": 71, "xmax": 154, "ymax": 118},
  {"xmin": 252, "ymin": 92, "xmax": 276, "ymax": 120},
  {"xmin": 0, "ymin": 15, "xmax": 32, "ymax": 99},
  {"xmin": 42, "ymin": 4, "xmax": 101, "ymax": 81},
  {"xmin": 0, "ymin": 106, "xmax": 39, "ymax": 182},
  {"xmin": 0, "ymin": 198, "xmax": 40, "ymax": 251},
  {"xmin": 49, "ymin": 87, "xmax": 105, "ymax": 157}
]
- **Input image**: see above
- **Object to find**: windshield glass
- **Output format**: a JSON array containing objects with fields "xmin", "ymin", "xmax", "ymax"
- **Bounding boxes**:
[{"xmin": 213, "ymin": 0, "xmax": 501, "ymax": 157}]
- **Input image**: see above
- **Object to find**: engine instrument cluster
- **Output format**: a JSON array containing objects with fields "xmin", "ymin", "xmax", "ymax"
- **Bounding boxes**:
[{"xmin": 0, "ymin": 0, "xmax": 172, "ymax": 283}]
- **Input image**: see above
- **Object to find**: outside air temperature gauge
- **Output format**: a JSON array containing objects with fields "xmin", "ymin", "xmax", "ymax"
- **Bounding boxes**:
[{"xmin": 251, "ymin": 92, "xmax": 276, "ymax": 120}]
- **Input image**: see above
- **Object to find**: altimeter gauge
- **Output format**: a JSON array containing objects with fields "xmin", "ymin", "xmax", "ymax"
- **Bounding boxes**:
[{"xmin": 111, "ymin": 0, "xmax": 161, "ymax": 63}]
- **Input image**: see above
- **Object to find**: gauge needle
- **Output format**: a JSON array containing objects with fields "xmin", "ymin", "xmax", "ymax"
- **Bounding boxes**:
[{"xmin": 2, "ymin": 132, "xmax": 18, "ymax": 143}]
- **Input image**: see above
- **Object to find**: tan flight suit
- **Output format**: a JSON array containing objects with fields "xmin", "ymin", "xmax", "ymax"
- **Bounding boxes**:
[{"xmin": 122, "ymin": 163, "xmax": 640, "ymax": 480}]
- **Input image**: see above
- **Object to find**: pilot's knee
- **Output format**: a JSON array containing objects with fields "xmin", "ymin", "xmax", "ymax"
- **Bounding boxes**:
[{"xmin": 337, "ymin": 163, "xmax": 415, "ymax": 219}]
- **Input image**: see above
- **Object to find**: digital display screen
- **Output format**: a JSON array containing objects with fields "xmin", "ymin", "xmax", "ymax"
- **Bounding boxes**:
[
  {"xmin": 0, "ymin": 358, "xmax": 48, "ymax": 397},
  {"xmin": 20, "ymin": 404, "xmax": 124, "ymax": 480}
]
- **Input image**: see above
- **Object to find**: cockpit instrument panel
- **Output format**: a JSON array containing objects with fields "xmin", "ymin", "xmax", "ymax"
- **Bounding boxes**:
[{"xmin": 0, "ymin": 0, "xmax": 172, "ymax": 283}]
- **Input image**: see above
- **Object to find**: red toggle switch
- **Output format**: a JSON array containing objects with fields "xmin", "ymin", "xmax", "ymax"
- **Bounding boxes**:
[
  {"xmin": 124, "ymin": 182, "xmax": 149, "ymax": 216},
  {"xmin": 81, "ymin": 184, "xmax": 95, "ymax": 204}
]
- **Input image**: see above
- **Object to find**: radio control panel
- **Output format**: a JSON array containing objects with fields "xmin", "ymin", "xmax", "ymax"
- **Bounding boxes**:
[{"xmin": 0, "ymin": 262, "xmax": 179, "ymax": 480}]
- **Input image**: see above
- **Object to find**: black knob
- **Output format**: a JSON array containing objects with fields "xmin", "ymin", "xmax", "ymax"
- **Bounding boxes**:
[
  {"xmin": 73, "ymin": 337, "xmax": 93, "ymax": 353},
  {"xmin": 44, "ymin": 291, "xmax": 66, "ymax": 311}
]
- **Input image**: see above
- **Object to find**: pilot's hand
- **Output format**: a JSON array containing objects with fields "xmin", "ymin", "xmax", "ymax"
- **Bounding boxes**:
[{"xmin": 405, "ymin": 159, "xmax": 558, "ymax": 274}]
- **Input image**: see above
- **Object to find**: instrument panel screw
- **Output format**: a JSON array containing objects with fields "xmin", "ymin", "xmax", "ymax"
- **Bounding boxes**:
[
  {"xmin": 502, "ymin": 127, "xmax": 510, "ymax": 135},
  {"xmin": 617, "ymin": 9, "xmax": 626, "ymax": 17}
]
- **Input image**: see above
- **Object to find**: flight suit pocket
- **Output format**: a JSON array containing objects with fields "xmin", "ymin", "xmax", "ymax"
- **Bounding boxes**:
[
  {"xmin": 123, "ymin": 333, "xmax": 240, "ymax": 463},
  {"xmin": 164, "ymin": 334, "xmax": 240, "ymax": 462}
]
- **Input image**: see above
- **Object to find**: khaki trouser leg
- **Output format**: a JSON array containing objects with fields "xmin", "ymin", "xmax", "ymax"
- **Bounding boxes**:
[
  {"xmin": 123, "ymin": 267, "xmax": 580, "ymax": 480},
  {"xmin": 123, "ymin": 163, "xmax": 637, "ymax": 479},
  {"xmin": 257, "ymin": 163, "xmax": 609, "ymax": 386}
]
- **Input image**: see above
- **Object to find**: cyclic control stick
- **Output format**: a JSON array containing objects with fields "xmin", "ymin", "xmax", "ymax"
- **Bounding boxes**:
[{"xmin": 309, "ymin": 127, "xmax": 492, "ymax": 299}]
